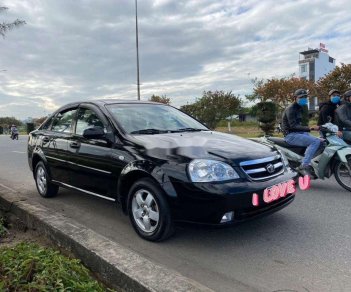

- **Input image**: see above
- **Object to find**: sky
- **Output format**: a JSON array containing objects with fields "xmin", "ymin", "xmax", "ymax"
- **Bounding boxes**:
[{"xmin": 1, "ymin": 0, "xmax": 351, "ymax": 119}]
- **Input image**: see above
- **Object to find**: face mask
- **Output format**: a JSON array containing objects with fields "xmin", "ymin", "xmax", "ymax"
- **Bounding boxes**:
[
  {"xmin": 297, "ymin": 98, "xmax": 308, "ymax": 106},
  {"xmin": 331, "ymin": 96, "xmax": 340, "ymax": 104}
]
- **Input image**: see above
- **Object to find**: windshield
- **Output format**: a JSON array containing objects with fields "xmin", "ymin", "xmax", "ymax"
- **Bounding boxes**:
[{"xmin": 106, "ymin": 103, "xmax": 208, "ymax": 134}]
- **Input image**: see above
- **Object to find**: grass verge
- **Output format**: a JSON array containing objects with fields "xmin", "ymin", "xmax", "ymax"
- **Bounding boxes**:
[{"xmin": 0, "ymin": 217, "xmax": 115, "ymax": 291}]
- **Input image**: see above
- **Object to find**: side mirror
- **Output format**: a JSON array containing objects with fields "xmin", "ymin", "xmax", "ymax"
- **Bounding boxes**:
[{"xmin": 83, "ymin": 127, "xmax": 105, "ymax": 139}]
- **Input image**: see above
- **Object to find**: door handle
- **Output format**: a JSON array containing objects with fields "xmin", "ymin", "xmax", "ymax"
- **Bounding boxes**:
[
  {"xmin": 42, "ymin": 136, "xmax": 50, "ymax": 143},
  {"xmin": 69, "ymin": 141, "xmax": 81, "ymax": 149}
]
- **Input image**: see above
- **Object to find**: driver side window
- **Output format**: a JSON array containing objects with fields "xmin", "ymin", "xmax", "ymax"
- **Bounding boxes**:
[
  {"xmin": 51, "ymin": 109, "xmax": 76, "ymax": 133},
  {"xmin": 75, "ymin": 108, "xmax": 105, "ymax": 136}
]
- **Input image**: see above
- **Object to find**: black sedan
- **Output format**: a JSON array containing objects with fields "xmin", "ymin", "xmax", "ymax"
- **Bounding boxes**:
[{"xmin": 28, "ymin": 100, "xmax": 297, "ymax": 241}]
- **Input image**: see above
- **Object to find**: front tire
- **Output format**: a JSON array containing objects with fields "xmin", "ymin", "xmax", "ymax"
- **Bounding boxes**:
[
  {"xmin": 334, "ymin": 160, "xmax": 351, "ymax": 192},
  {"xmin": 34, "ymin": 161, "xmax": 59, "ymax": 198},
  {"xmin": 127, "ymin": 178, "xmax": 174, "ymax": 241}
]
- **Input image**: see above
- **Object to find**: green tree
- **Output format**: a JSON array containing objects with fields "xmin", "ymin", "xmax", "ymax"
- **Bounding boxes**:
[
  {"xmin": 180, "ymin": 91, "xmax": 241, "ymax": 129},
  {"xmin": 0, "ymin": 116, "xmax": 23, "ymax": 126},
  {"xmin": 316, "ymin": 64, "xmax": 351, "ymax": 101},
  {"xmin": 251, "ymin": 75, "xmax": 316, "ymax": 110},
  {"xmin": 33, "ymin": 116, "xmax": 48, "ymax": 126},
  {"xmin": 247, "ymin": 104, "xmax": 259, "ymax": 117},
  {"xmin": 0, "ymin": 6, "xmax": 26, "ymax": 37},
  {"xmin": 149, "ymin": 94, "xmax": 171, "ymax": 104}
]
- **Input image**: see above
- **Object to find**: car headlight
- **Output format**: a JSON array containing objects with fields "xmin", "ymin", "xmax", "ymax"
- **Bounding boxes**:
[{"xmin": 188, "ymin": 159, "xmax": 240, "ymax": 182}]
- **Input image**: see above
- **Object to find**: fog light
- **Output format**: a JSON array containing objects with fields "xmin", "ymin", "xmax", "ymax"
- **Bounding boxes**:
[{"xmin": 220, "ymin": 211, "xmax": 234, "ymax": 223}]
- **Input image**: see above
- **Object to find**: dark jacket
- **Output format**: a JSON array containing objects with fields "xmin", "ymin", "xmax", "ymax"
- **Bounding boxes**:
[
  {"xmin": 317, "ymin": 101, "xmax": 338, "ymax": 126},
  {"xmin": 335, "ymin": 102, "xmax": 351, "ymax": 130},
  {"xmin": 281, "ymin": 103, "xmax": 310, "ymax": 136}
]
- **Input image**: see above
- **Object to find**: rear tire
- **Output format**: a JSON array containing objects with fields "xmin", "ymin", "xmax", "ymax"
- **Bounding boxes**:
[
  {"xmin": 34, "ymin": 161, "xmax": 59, "ymax": 198},
  {"xmin": 127, "ymin": 178, "xmax": 175, "ymax": 241},
  {"xmin": 334, "ymin": 160, "xmax": 351, "ymax": 192}
]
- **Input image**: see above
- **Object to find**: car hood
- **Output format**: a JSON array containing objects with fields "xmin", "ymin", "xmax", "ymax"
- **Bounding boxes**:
[{"xmin": 130, "ymin": 131, "xmax": 277, "ymax": 165}]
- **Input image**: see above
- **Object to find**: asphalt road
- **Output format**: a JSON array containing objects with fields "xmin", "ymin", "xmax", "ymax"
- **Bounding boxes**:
[{"xmin": 1, "ymin": 135, "xmax": 351, "ymax": 292}]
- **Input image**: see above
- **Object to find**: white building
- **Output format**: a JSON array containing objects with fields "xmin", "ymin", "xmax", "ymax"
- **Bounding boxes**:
[{"xmin": 299, "ymin": 43, "xmax": 336, "ymax": 110}]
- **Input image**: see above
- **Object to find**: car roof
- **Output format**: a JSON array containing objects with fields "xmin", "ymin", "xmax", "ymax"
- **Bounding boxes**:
[
  {"xmin": 54, "ymin": 99, "xmax": 167, "ymax": 113},
  {"xmin": 92, "ymin": 99, "xmax": 164, "ymax": 106}
]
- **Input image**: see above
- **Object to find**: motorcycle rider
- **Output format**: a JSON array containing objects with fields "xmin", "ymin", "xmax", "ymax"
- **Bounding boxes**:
[
  {"xmin": 282, "ymin": 89, "xmax": 321, "ymax": 175},
  {"xmin": 10, "ymin": 124, "xmax": 19, "ymax": 140},
  {"xmin": 317, "ymin": 89, "xmax": 343, "ymax": 137},
  {"xmin": 335, "ymin": 89, "xmax": 351, "ymax": 144}
]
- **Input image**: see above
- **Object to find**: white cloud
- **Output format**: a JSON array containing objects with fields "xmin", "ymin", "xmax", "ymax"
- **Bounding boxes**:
[{"xmin": 0, "ymin": 0, "xmax": 350, "ymax": 118}]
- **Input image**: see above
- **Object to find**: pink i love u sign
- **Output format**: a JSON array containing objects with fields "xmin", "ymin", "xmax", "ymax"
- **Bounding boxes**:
[{"xmin": 252, "ymin": 175, "xmax": 311, "ymax": 207}]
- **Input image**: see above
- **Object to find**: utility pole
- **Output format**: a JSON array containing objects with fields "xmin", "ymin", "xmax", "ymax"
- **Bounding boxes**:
[{"xmin": 135, "ymin": 0, "xmax": 141, "ymax": 100}]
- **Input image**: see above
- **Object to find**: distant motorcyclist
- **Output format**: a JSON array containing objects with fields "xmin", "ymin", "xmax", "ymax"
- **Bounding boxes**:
[
  {"xmin": 10, "ymin": 124, "xmax": 19, "ymax": 140},
  {"xmin": 335, "ymin": 89, "xmax": 351, "ymax": 143},
  {"xmin": 282, "ymin": 89, "xmax": 321, "ymax": 175},
  {"xmin": 317, "ymin": 89, "xmax": 342, "ymax": 137}
]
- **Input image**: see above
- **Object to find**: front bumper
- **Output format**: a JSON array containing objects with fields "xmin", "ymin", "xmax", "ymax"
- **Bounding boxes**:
[{"xmin": 166, "ymin": 171, "xmax": 297, "ymax": 225}]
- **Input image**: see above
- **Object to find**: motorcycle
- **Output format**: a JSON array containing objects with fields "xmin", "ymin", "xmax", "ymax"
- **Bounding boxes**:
[
  {"xmin": 10, "ymin": 132, "xmax": 19, "ymax": 140},
  {"xmin": 252, "ymin": 123, "xmax": 351, "ymax": 192}
]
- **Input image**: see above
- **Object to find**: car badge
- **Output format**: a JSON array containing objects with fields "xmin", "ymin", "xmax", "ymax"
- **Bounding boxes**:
[{"xmin": 266, "ymin": 163, "xmax": 275, "ymax": 174}]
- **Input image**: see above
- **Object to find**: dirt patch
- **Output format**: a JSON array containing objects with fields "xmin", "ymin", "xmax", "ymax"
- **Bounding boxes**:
[
  {"xmin": 0, "ymin": 214, "xmax": 53, "ymax": 249},
  {"xmin": 0, "ymin": 226, "xmax": 52, "ymax": 249}
]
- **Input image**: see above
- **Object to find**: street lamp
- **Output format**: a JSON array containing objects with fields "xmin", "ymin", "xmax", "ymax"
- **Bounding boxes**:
[{"xmin": 135, "ymin": 0, "xmax": 141, "ymax": 100}]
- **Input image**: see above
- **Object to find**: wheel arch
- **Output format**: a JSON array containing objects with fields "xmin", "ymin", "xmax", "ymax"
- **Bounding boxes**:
[
  {"xmin": 117, "ymin": 161, "xmax": 177, "ymax": 215},
  {"xmin": 31, "ymin": 152, "xmax": 50, "ymax": 177}
]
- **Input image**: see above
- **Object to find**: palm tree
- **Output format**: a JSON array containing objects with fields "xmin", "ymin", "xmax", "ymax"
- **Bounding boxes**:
[{"xmin": 0, "ymin": 6, "xmax": 26, "ymax": 37}]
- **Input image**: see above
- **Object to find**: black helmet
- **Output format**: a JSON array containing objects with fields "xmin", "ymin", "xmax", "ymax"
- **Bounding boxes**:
[
  {"xmin": 344, "ymin": 89, "xmax": 351, "ymax": 100},
  {"xmin": 328, "ymin": 89, "xmax": 340, "ymax": 96},
  {"xmin": 294, "ymin": 89, "xmax": 308, "ymax": 99}
]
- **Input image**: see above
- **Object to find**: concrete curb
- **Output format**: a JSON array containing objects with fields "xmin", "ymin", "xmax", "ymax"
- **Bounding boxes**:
[{"xmin": 0, "ymin": 188, "xmax": 213, "ymax": 292}]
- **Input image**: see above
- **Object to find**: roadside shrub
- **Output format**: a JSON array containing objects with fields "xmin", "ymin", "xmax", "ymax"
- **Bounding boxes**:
[
  {"xmin": 0, "ymin": 242, "xmax": 112, "ymax": 291},
  {"xmin": 256, "ymin": 101, "xmax": 277, "ymax": 135},
  {"xmin": 26, "ymin": 123, "xmax": 35, "ymax": 134}
]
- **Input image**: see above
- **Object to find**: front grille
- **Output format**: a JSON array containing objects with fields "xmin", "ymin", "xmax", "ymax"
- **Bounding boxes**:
[{"xmin": 240, "ymin": 155, "xmax": 284, "ymax": 180}]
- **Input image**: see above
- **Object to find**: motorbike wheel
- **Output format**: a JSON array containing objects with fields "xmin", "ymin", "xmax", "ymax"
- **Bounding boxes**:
[
  {"xmin": 127, "ymin": 178, "xmax": 175, "ymax": 241},
  {"xmin": 34, "ymin": 161, "xmax": 59, "ymax": 197},
  {"xmin": 334, "ymin": 160, "xmax": 351, "ymax": 192}
]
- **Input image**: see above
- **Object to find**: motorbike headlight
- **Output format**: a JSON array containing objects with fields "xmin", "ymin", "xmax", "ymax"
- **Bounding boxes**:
[{"xmin": 188, "ymin": 159, "xmax": 240, "ymax": 182}]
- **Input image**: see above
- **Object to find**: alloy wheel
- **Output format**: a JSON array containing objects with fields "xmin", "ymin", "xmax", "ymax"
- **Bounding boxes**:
[
  {"xmin": 36, "ymin": 166, "xmax": 47, "ymax": 195},
  {"xmin": 131, "ymin": 189, "xmax": 160, "ymax": 233}
]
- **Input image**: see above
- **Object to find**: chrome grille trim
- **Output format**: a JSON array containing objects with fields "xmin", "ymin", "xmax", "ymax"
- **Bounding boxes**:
[
  {"xmin": 240, "ymin": 155, "xmax": 280, "ymax": 166},
  {"xmin": 240, "ymin": 155, "xmax": 284, "ymax": 180},
  {"xmin": 245, "ymin": 162, "xmax": 283, "ymax": 174}
]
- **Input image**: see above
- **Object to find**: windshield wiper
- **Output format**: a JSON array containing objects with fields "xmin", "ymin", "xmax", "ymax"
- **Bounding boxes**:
[
  {"xmin": 130, "ymin": 128, "xmax": 168, "ymax": 135},
  {"xmin": 171, "ymin": 128, "xmax": 207, "ymax": 133}
]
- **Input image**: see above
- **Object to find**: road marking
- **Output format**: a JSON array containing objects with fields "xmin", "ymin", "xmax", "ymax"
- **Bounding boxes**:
[
  {"xmin": 0, "ymin": 183, "xmax": 17, "ymax": 193},
  {"xmin": 12, "ymin": 151, "xmax": 26, "ymax": 154}
]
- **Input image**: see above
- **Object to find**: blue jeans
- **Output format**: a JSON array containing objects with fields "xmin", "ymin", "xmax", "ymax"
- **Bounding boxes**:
[{"xmin": 284, "ymin": 132, "xmax": 321, "ymax": 165}]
